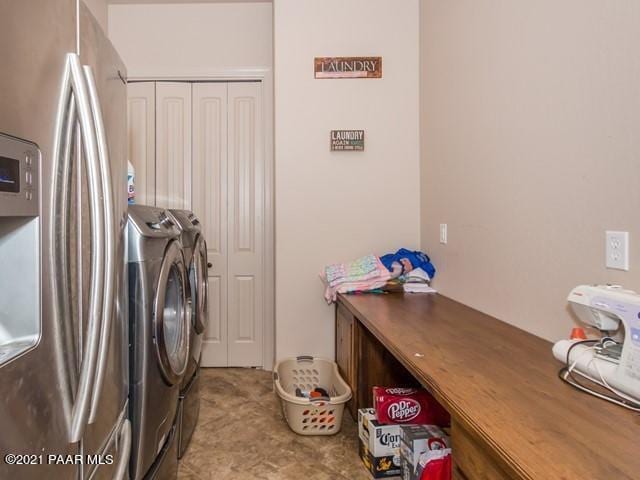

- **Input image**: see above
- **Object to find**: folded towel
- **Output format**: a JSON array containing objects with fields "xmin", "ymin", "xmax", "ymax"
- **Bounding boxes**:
[
  {"xmin": 321, "ymin": 276, "xmax": 390, "ymax": 303},
  {"xmin": 321, "ymin": 256, "xmax": 391, "ymax": 303},
  {"xmin": 403, "ymin": 283, "xmax": 437, "ymax": 294},
  {"xmin": 403, "ymin": 267, "xmax": 431, "ymax": 283},
  {"xmin": 325, "ymin": 254, "xmax": 381, "ymax": 287}
]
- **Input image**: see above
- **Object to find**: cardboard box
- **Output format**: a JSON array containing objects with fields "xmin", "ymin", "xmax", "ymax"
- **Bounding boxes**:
[
  {"xmin": 373, "ymin": 387, "xmax": 450, "ymax": 427},
  {"xmin": 358, "ymin": 408, "xmax": 376, "ymax": 443},
  {"xmin": 401, "ymin": 460, "xmax": 414, "ymax": 480},
  {"xmin": 358, "ymin": 408, "xmax": 402, "ymax": 478},
  {"xmin": 399, "ymin": 425, "xmax": 450, "ymax": 480},
  {"xmin": 359, "ymin": 437, "xmax": 402, "ymax": 478},
  {"xmin": 359, "ymin": 408, "xmax": 403, "ymax": 457}
]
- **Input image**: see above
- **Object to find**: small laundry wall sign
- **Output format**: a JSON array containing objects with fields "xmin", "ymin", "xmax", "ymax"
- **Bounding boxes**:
[
  {"xmin": 331, "ymin": 130, "xmax": 365, "ymax": 151},
  {"xmin": 314, "ymin": 57, "xmax": 382, "ymax": 79}
]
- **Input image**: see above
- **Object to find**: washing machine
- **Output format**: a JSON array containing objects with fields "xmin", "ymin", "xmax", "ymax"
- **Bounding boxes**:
[
  {"xmin": 127, "ymin": 205, "xmax": 191, "ymax": 480},
  {"xmin": 167, "ymin": 209, "xmax": 208, "ymax": 459}
]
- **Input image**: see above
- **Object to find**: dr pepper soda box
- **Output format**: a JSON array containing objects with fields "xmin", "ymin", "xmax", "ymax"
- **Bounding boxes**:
[{"xmin": 373, "ymin": 387, "xmax": 450, "ymax": 427}]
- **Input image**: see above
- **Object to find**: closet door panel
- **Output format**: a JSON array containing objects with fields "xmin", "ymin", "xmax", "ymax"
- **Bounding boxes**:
[
  {"xmin": 227, "ymin": 82, "xmax": 263, "ymax": 367},
  {"xmin": 192, "ymin": 83, "xmax": 228, "ymax": 367},
  {"xmin": 155, "ymin": 82, "xmax": 192, "ymax": 209},
  {"xmin": 127, "ymin": 82, "xmax": 155, "ymax": 205}
]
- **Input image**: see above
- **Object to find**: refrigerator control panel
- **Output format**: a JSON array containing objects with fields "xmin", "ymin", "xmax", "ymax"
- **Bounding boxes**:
[{"xmin": 0, "ymin": 133, "xmax": 39, "ymax": 216}]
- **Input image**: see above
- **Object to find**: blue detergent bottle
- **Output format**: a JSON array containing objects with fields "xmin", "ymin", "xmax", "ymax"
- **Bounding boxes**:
[{"xmin": 127, "ymin": 160, "xmax": 135, "ymax": 204}]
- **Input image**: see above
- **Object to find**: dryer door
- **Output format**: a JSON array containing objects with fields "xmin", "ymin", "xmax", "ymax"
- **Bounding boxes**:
[
  {"xmin": 154, "ymin": 240, "xmax": 190, "ymax": 385},
  {"xmin": 190, "ymin": 234, "xmax": 208, "ymax": 335}
]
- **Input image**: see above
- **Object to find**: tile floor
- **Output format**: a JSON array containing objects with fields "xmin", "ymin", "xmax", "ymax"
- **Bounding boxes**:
[{"xmin": 178, "ymin": 368, "xmax": 371, "ymax": 480}]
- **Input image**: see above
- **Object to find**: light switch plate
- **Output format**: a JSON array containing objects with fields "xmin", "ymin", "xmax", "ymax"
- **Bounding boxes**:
[
  {"xmin": 440, "ymin": 224, "xmax": 447, "ymax": 244},
  {"xmin": 606, "ymin": 231, "xmax": 629, "ymax": 271}
]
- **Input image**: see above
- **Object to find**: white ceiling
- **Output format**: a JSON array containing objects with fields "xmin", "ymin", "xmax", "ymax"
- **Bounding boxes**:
[{"xmin": 109, "ymin": 0, "xmax": 271, "ymax": 4}]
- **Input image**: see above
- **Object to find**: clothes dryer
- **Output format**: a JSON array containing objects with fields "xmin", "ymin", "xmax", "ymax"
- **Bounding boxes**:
[
  {"xmin": 167, "ymin": 209, "xmax": 208, "ymax": 458},
  {"xmin": 128, "ymin": 205, "xmax": 191, "ymax": 480}
]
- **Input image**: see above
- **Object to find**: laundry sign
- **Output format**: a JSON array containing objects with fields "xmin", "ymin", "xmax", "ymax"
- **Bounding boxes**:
[
  {"xmin": 315, "ymin": 57, "xmax": 382, "ymax": 79},
  {"xmin": 331, "ymin": 130, "xmax": 365, "ymax": 151}
]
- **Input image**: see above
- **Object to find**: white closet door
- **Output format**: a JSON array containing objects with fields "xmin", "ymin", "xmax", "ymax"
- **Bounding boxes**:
[
  {"xmin": 227, "ymin": 82, "xmax": 264, "ymax": 367},
  {"xmin": 192, "ymin": 83, "xmax": 229, "ymax": 367},
  {"xmin": 155, "ymin": 82, "xmax": 192, "ymax": 209},
  {"xmin": 127, "ymin": 82, "xmax": 155, "ymax": 206}
]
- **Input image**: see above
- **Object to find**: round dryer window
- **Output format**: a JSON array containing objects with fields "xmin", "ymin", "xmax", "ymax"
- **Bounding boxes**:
[{"xmin": 154, "ymin": 241, "xmax": 190, "ymax": 385}]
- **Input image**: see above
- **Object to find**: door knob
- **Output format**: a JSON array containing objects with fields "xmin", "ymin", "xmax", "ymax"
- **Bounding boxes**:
[{"xmin": 207, "ymin": 262, "xmax": 213, "ymax": 269}]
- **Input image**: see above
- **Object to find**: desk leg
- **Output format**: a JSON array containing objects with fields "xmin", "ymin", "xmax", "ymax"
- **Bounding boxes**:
[{"xmin": 335, "ymin": 302, "xmax": 358, "ymax": 420}]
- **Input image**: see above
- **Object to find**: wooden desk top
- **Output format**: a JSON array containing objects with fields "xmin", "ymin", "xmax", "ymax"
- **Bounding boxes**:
[{"xmin": 338, "ymin": 293, "xmax": 640, "ymax": 480}]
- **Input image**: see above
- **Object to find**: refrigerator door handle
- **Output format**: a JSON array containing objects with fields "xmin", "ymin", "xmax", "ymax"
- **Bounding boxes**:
[
  {"xmin": 65, "ymin": 53, "xmax": 106, "ymax": 443},
  {"xmin": 83, "ymin": 65, "xmax": 116, "ymax": 424},
  {"xmin": 113, "ymin": 419, "xmax": 132, "ymax": 480},
  {"xmin": 51, "ymin": 81, "xmax": 80, "ymax": 398}
]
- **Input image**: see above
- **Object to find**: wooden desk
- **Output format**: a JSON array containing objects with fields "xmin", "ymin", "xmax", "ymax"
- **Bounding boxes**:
[{"xmin": 335, "ymin": 293, "xmax": 640, "ymax": 480}]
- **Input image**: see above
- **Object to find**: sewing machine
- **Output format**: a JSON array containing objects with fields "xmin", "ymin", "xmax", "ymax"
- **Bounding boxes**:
[{"xmin": 553, "ymin": 284, "xmax": 640, "ymax": 409}]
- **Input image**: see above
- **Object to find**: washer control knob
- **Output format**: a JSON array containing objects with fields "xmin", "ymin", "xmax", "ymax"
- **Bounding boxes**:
[
  {"xmin": 151, "ymin": 212, "xmax": 174, "ymax": 230},
  {"xmin": 159, "ymin": 213, "xmax": 174, "ymax": 228}
]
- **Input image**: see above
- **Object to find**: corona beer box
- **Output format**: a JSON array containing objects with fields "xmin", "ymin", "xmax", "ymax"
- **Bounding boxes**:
[
  {"xmin": 360, "ymin": 440, "xmax": 401, "ymax": 479},
  {"xmin": 358, "ymin": 408, "xmax": 403, "ymax": 478},
  {"xmin": 373, "ymin": 387, "xmax": 450, "ymax": 427}
]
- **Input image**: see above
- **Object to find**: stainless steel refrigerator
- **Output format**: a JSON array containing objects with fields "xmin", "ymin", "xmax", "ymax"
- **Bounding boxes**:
[{"xmin": 0, "ymin": 1, "xmax": 131, "ymax": 479}]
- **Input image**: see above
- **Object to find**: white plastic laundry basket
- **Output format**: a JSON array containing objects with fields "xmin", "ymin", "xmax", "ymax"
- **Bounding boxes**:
[{"xmin": 273, "ymin": 356, "xmax": 352, "ymax": 436}]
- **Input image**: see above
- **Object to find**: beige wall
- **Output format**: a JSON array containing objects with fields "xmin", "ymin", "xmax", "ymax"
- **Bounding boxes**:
[
  {"xmin": 108, "ymin": 2, "xmax": 273, "ymax": 76},
  {"xmin": 420, "ymin": 1, "xmax": 640, "ymax": 341},
  {"xmin": 84, "ymin": 0, "xmax": 108, "ymax": 32},
  {"xmin": 274, "ymin": 0, "xmax": 420, "ymax": 360}
]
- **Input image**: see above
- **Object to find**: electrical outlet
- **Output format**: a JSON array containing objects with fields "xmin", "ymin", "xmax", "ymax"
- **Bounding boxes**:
[
  {"xmin": 440, "ymin": 224, "xmax": 447, "ymax": 244},
  {"xmin": 606, "ymin": 231, "xmax": 629, "ymax": 271}
]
